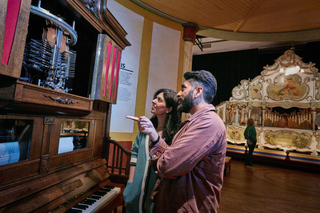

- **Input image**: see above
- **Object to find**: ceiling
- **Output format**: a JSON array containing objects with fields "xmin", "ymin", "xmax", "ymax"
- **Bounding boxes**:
[{"xmin": 130, "ymin": 0, "xmax": 320, "ymax": 55}]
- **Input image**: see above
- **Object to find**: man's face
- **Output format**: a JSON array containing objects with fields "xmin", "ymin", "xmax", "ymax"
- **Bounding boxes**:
[{"xmin": 177, "ymin": 80, "xmax": 195, "ymax": 113}]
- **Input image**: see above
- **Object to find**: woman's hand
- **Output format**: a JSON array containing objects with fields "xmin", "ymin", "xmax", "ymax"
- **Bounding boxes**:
[{"xmin": 126, "ymin": 116, "xmax": 159, "ymax": 142}]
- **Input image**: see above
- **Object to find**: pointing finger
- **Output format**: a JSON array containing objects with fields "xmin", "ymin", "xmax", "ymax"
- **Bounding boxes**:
[{"xmin": 126, "ymin": 116, "xmax": 139, "ymax": 121}]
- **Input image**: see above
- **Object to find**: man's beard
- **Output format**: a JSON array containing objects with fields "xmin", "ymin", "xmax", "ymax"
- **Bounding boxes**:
[{"xmin": 177, "ymin": 89, "xmax": 194, "ymax": 113}]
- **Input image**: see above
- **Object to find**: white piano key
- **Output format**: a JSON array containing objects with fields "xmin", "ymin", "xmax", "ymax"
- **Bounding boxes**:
[{"xmin": 70, "ymin": 186, "xmax": 121, "ymax": 213}]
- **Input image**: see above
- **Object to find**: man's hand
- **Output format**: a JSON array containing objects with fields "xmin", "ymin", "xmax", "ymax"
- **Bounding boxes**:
[{"xmin": 126, "ymin": 116, "xmax": 159, "ymax": 141}]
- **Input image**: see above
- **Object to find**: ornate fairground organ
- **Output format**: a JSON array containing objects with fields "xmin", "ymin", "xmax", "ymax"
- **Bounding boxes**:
[{"xmin": 216, "ymin": 48, "xmax": 320, "ymax": 162}]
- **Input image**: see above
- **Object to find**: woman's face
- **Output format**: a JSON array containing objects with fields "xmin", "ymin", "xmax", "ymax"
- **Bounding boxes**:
[{"xmin": 151, "ymin": 92, "xmax": 169, "ymax": 116}]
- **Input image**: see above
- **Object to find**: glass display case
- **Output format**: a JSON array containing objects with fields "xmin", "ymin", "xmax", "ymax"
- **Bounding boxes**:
[
  {"xmin": 58, "ymin": 120, "xmax": 89, "ymax": 154},
  {"xmin": 0, "ymin": 119, "xmax": 33, "ymax": 166}
]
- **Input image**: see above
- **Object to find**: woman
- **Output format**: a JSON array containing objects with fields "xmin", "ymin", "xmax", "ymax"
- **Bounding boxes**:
[
  {"xmin": 244, "ymin": 118, "xmax": 257, "ymax": 167},
  {"xmin": 123, "ymin": 88, "xmax": 180, "ymax": 213}
]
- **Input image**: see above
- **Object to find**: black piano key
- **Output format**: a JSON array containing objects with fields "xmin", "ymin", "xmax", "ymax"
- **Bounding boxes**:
[
  {"xmin": 66, "ymin": 209, "xmax": 82, "ymax": 213},
  {"xmin": 99, "ymin": 189, "xmax": 111, "ymax": 193},
  {"xmin": 88, "ymin": 195, "xmax": 100, "ymax": 200},
  {"xmin": 73, "ymin": 204, "xmax": 88, "ymax": 210},
  {"xmin": 103, "ymin": 186, "xmax": 114, "ymax": 190},
  {"xmin": 80, "ymin": 199, "xmax": 96, "ymax": 205},
  {"xmin": 93, "ymin": 191, "xmax": 106, "ymax": 196}
]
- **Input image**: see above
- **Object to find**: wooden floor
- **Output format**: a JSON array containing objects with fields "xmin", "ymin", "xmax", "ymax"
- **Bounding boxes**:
[
  {"xmin": 219, "ymin": 159, "xmax": 320, "ymax": 213},
  {"xmin": 117, "ymin": 159, "xmax": 320, "ymax": 213}
]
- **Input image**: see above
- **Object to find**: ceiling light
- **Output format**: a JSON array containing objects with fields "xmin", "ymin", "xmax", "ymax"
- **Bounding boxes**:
[{"xmin": 281, "ymin": 47, "xmax": 301, "ymax": 75}]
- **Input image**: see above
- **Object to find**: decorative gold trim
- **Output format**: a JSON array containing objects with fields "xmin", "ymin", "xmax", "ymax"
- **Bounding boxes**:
[
  {"xmin": 316, "ymin": 81, "xmax": 320, "ymax": 100},
  {"xmin": 231, "ymin": 80, "xmax": 249, "ymax": 101},
  {"xmin": 250, "ymin": 82, "xmax": 262, "ymax": 100}
]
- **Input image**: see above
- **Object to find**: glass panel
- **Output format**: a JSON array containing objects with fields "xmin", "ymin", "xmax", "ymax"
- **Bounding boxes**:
[
  {"xmin": 21, "ymin": 0, "xmax": 98, "ymax": 97},
  {"xmin": 58, "ymin": 120, "xmax": 90, "ymax": 154},
  {"xmin": 0, "ymin": 119, "xmax": 33, "ymax": 166}
]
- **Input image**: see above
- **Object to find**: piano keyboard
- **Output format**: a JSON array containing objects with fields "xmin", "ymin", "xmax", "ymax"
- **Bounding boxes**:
[{"xmin": 66, "ymin": 186, "xmax": 121, "ymax": 213}]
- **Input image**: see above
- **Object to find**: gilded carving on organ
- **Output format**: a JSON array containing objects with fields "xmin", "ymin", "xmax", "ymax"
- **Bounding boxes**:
[
  {"xmin": 250, "ymin": 83, "xmax": 262, "ymax": 100},
  {"xmin": 227, "ymin": 103, "xmax": 237, "ymax": 124},
  {"xmin": 316, "ymin": 135, "xmax": 320, "ymax": 150},
  {"xmin": 239, "ymin": 105, "xmax": 248, "ymax": 125},
  {"xmin": 316, "ymin": 81, "xmax": 320, "ymax": 100}
]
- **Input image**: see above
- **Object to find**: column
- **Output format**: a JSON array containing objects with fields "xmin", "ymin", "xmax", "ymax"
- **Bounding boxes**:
[
  {"xmin": 262, "ymin": 106, "xmax": 265, "ymax": 127},
  {"xmin": 181, "ymin": 23, "xmax": 198, "ymax": 121},
  {"xmin": 312, "ymin": 108, "xmax": 316, "ymax": 131},
  {"xmin": 182, "ymin": 22, "xmax": 198, "ymax": 74}
]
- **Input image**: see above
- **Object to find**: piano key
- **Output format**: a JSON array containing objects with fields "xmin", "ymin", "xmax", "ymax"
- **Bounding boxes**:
[
  {"xmin": 92, "ymin": 191, "xmax": 106, "ymax": 196},
  {"xmin": 87, "ymin": 195, "xmax": 100, "ymax": 200},
  {"xmin": 80, "ymin": 200, "xmax": 95, "ymax": 205},
  {"xmin": 66, "ymin": 209, "xmax": 82, "ymax": 213},
  {"xmin": 70, "ymin": 186, "xmax": 121, "ymax": 213},
  {"xmin": 73, "ymin": 204, "xmax": 88, "ymax": 210}
]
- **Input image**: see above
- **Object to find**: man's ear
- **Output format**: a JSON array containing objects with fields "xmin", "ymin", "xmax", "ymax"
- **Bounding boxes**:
[{"xmin": 194, "ymin": 86, "xmax": 203, "ymax": 99}]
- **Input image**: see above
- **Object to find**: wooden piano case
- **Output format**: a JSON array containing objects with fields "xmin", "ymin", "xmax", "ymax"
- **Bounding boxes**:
[{"xmin": 0, "ymin": 0, "xmax": 130, "ymax": 212}]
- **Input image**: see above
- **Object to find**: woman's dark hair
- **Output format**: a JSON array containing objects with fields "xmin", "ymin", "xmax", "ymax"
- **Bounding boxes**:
[
  {"xmin": 247, "ymin": 118, "xmax": 254, "ymax": 126},
  {"xmin": 150, "ymin": 88, "xmax": 181, "ymax": 145}
]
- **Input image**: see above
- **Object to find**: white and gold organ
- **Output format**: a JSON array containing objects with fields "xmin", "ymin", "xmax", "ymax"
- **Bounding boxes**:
[{"xmin": 216, "ymin": 48, "xmax": 320, "ymax": 161}]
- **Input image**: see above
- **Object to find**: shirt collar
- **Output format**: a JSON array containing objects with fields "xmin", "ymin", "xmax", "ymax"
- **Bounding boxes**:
[{"xmin": 187, "ymin": 104, "xmax": 216, "ymax": 122}]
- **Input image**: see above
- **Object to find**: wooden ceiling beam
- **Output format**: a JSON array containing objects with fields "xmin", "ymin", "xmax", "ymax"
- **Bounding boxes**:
[{"xmin": 234, "ymin": 0, "xmax": 263, "ymax": 32}]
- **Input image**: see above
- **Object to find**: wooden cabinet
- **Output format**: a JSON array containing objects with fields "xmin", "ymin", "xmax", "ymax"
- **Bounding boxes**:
[{"xmin": 0, "ymin": 1, "xmax": 130, "ymax": 211}]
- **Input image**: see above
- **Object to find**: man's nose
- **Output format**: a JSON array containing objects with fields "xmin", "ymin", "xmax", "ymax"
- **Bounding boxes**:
[{"xmin": 177, "ymin": 91, "xmax": 182, "ymax": 97}]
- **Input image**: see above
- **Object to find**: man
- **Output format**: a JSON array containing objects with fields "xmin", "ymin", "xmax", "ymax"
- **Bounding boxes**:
[{"xmin": 137, "ymin": 70, "xmax": 227, "ymax": 212}]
